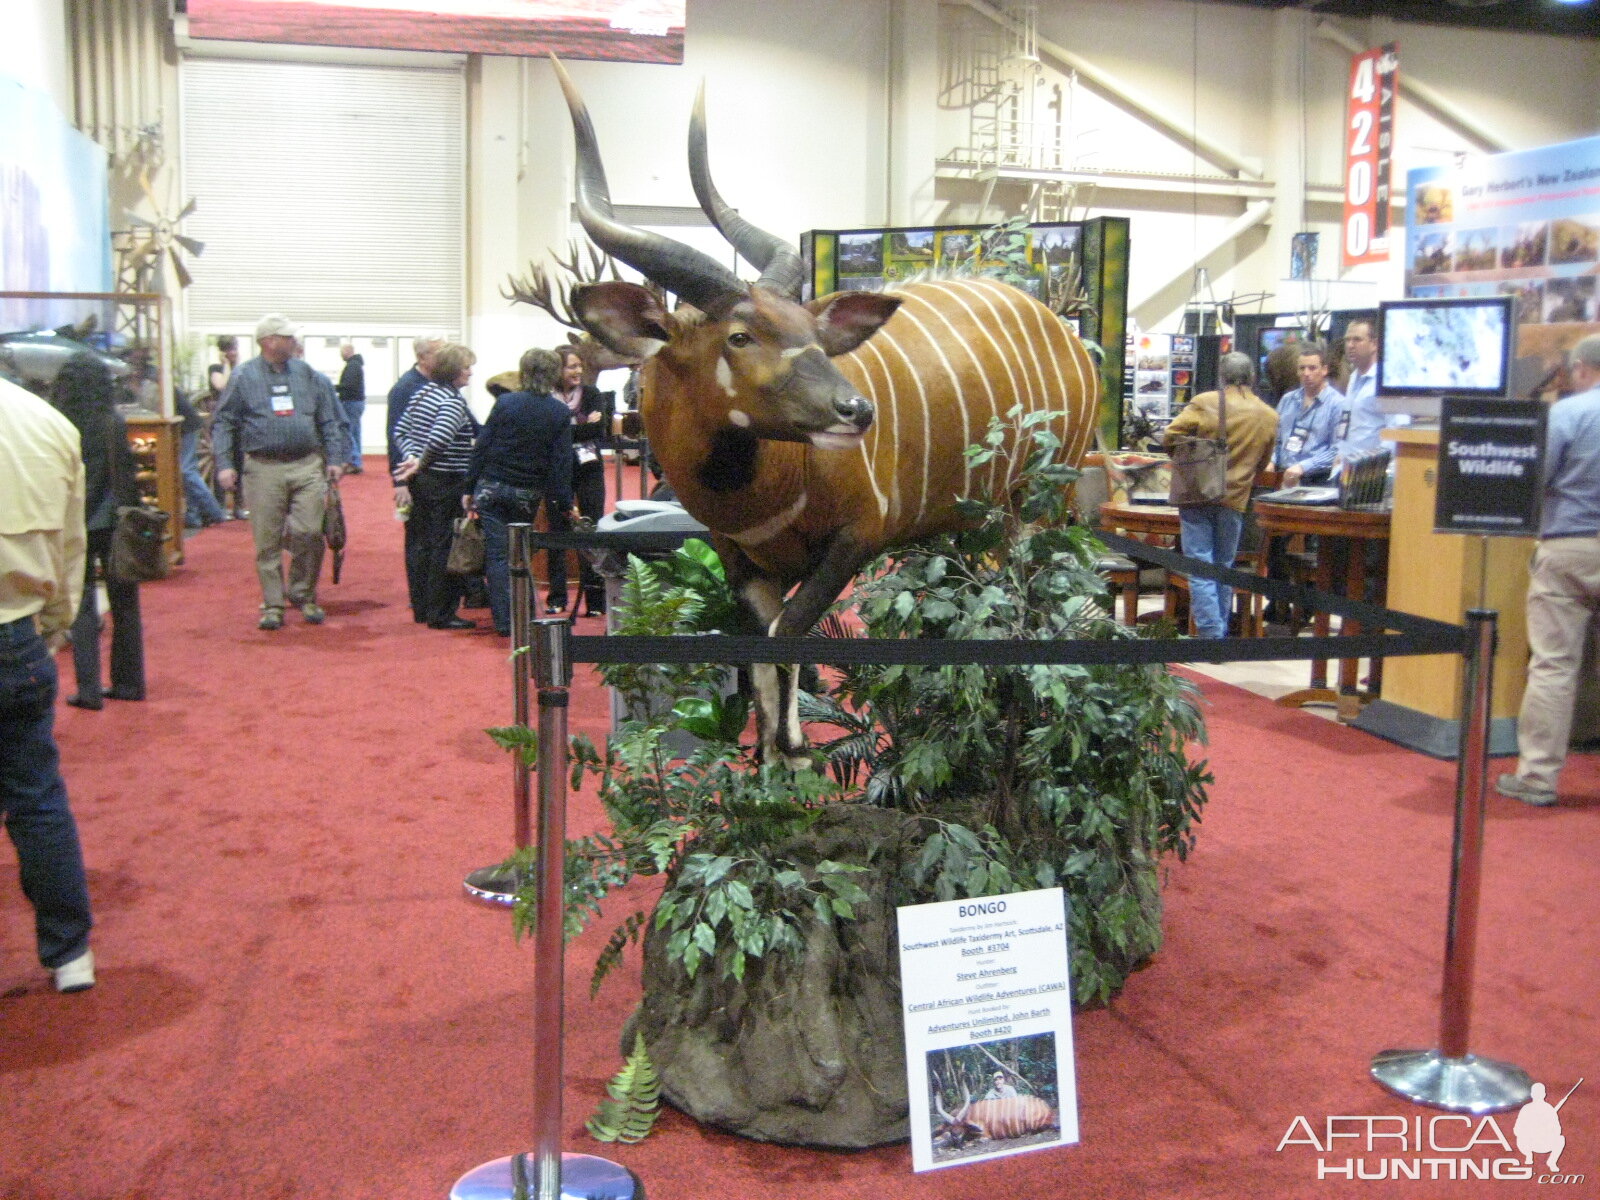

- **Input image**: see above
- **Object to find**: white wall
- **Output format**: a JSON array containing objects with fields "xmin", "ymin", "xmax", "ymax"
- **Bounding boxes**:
[
  {"xmin": 3, "ymin": 0, "xmax": 71, "ymax": 116},
  {"xmin": 466, "ymin": 0, "xmax": 898, "ymax": 377}
]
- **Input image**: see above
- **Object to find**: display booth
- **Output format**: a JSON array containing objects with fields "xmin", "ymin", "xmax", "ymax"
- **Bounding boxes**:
[{"xmin": 1353, "ymin": 134, "xmax": 1600, "ymax": 755}]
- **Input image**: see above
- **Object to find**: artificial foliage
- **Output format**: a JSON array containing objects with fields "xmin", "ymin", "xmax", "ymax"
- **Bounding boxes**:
[
  {"xmin": 502, "ymin": 416, "xmax": 1210, "ymax": 1009},
  {"xmin": 586, "ymin": 1032, "xmax": 662, "ymax": 1144},
  {"xmin": 808, "ymin": 410, "xmax": 1212, "ymax": 1005},
  {"xmin": 505, "ymin": 551, "xmax": 871, "ymax": 996}
]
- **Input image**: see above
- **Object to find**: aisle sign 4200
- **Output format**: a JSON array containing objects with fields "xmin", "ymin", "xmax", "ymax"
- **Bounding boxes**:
[{"xmin": 1342, "ymin": 44, "xmax": 1398, "ymax": 268}]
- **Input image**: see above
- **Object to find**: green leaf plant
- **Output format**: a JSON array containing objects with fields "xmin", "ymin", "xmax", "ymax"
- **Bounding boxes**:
[{"xmin": 493, "ymin": 419, "xmax": 1210, "ymax": 1010}]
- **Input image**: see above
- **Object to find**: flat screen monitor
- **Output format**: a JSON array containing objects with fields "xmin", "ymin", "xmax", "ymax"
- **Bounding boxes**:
[
  {"xmin": 1230, "ymin": 312, "xmax": 1312, "ymax": 402},
  {"xmin": 1377, "ymin": 295, "xmax": 1513, "ymax": 420}
]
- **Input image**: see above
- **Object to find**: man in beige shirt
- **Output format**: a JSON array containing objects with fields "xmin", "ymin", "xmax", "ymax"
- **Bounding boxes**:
[
  {"xmin": 1164, "ymin": 351, "xmax": 1279, "ymax": 637},
  {"xmin": 0, "ymin": 376, "xmax": 96, "ymax": 992}
]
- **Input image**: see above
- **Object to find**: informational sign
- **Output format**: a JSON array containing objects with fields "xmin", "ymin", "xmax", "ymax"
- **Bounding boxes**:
[
  {"xmin": 898, "ymin": 888, "xmax": 1079, "ymax": 1173},
  {"xmin": 1342, "ymin": 43, "xmax": 1398, "ymax": 268},
  {"xmin": 1434, "ymin": 397, "xmax": 1546, "ymax": 535}
]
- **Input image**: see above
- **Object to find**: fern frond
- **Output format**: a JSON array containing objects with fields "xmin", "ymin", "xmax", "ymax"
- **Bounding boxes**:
[
  {"xmin": 586, "ymin": 1032, "xmax": 661, "ymax": 1144},
  {"xmin": 590, "ymin": 910, "xmax": 650, "ymax": 997}
]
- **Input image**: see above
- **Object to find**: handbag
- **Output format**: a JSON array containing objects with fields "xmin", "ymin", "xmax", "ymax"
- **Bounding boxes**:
[
  {"xmin": 447, "ymin": 514, "xmax": 486, "ymax": 576},
  {"xmin": 323, "ymin": 483, "xmax": 348, "ymax": 583},
  {"xmin": 110, "ymin": 505, "xmax": 171, "ymax": 583},
  {"xmin": 1167, "ymin": 385, "xmax": 1229, "ymax": 507}
]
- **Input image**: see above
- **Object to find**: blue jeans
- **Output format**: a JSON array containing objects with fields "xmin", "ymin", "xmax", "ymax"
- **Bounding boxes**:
[
  {"xmin": 181, "ymin": 429, "xmax": 227, "ymax": 526},
  {"xmin": 341, "ymin": 400, "xmax": 365, "ymax": 469},
  {"xmin": 70, "ymin": 527, "xmax": 144, "ymax": 702},
  {"xmin": 475, "ymin": 479, "xmax": 539, "ymax": 637},
  {"xmin": 1178, "ymin": 505, "xmax": 1244, "ymax": 638},
  {"xmin": 0, "ymin": 616, "xmax": 92, "ymax": 968}
]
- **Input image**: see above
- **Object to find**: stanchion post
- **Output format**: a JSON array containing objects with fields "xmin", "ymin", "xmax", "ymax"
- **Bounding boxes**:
[
  {"xmin": 511, "ymin": 525, "xmax": 534, "ymax": 849},
  {"xmin": 530, "ymin": 617, "xmax": 572, "ymax": 1199},
  {"xmin": 1441, "ymin": 608, "xmax": 1494, "ymax": 1058},
  {"xmin": 463, "ymin": 523, "xmax": 534, "ymax": 904},
  {"xmin": 1371, "ymin": 609, "xmax": 1532, "ymax": 1113},
  {"xmin": 450, "ymin": 618, "xmax": 642, "ymax": 1200}
]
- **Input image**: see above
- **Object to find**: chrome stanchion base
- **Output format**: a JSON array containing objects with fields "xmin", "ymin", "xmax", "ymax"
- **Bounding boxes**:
[
  {"xmin": 462, "ymin": 864, "xmax": 524, "ymax": 907},
  {"xmin": 450, "ymin": 1152, "xmax": 643, "ymax": 1200},
  {"xmin": 1371, "ymin": 1048, "xmax": 1532, "ymax": 1114}
]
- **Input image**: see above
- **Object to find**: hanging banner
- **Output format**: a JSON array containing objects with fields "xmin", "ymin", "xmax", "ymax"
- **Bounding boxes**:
[{"xmin": 1342, "ymin": 43, "xmax": 1399, "ymax": 268}]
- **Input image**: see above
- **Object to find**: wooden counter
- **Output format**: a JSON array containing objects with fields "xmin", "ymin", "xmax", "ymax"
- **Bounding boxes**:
[
  {"xmin": 1350, "ymin": 426, "xmax": 1530, "ymax": 756},
  {"xmin": 1255, "ymin": 501, "xmax": 1390, "ymax": 720}
]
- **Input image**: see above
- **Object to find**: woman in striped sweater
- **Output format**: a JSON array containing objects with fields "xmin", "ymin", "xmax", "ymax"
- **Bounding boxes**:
[{"xmin": 393, "ymin": 342, "xmax": 480, "ymax": 630}]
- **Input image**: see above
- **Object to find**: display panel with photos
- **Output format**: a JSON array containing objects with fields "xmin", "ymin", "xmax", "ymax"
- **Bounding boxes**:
[
  {"xmin": 183, "ymin": 0, "xmax": 686, "ymax": 63},
  {"xmin": 805, "ymin": 221, "xmax": 1084, "ymax": 302},
  {"xmin": 1405, "ymin": 133, "xmax": 1600, "ymax": 398}
]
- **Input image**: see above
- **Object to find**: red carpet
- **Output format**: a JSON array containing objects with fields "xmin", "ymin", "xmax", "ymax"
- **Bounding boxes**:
[{"xmin": 2, "ymin": 459, "xmax": 1595, "ymax": 1199}]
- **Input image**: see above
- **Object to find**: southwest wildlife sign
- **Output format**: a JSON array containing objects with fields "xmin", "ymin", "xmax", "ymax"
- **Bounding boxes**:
[
  {"xmin": 1434, "ymin": 397, "xmax": 1546, "ymax": 536},
  {"xmin": 897, "ymin": 888, "xmax": 1079, "ymax": 1172}
]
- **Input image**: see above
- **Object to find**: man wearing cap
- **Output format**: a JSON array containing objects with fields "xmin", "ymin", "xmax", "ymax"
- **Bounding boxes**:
[
  {"xmin": 1497, "ymin": 333, "xmax": 1600, "ymax": 806},
  {"xmin": 212, "ymin": 314, "xmax": 347, "ymax": 630}
]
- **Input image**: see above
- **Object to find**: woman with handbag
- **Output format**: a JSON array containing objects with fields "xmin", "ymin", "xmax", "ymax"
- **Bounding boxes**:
[
  {"xmin": 553, "ymin": 345, "xmax": 612, "ymax": 615},
  {"xmin": 467, "ymin": 348, "xmax": 576, "ymax": 637},
  {"xmin": 1163, "ymin": 351, "xmax": 1279, "ymax": 638},
  {"xmin": 393, "ymin": 342, "xmax": 480, "ymax": 631},
  {"xmin": 50, "ymin": 352, "xmax": 146, "ymax": 708}
]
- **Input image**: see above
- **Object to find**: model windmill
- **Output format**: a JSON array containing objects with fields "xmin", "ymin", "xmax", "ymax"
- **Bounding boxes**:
[{"xmin": 118, "ymin": 169, "xmax": 204, "ymax": 295}]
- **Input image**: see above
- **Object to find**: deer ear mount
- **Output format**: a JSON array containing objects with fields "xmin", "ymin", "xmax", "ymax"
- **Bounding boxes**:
[
  {"xmin": 573, "ymin": 281, "xmax": 675, "ymax": 360},
  {"xmin": 808, "ymin": 290, "xmax": 903, "ymax": 357}
]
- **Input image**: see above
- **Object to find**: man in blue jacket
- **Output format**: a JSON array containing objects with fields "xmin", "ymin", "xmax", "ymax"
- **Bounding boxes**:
[
  {"xmin": 1274, "ymin": 343, "xmax": 1347, "ymax": 487},
  {"xmin": 1263, "ymin": 343, "xmax": 1348, "ymax": 624}
]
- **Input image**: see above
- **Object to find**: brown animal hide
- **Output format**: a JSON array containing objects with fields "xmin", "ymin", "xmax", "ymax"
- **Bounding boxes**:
[{"xmin": 937, "ymin": 1094, "xmax": 1059, "ymax": 1145}]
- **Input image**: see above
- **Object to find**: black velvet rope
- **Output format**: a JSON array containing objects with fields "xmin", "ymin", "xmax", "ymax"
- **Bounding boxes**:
[
  {"xmin": 525, "ymin": 527, "xmax": 1470, "ymax": 668},
  {"xmin": 530, "ymin": 529, "xmax": 699, "ymax": 552},
  {"xmin": 1092, "ymin": 531, "xmax": 1456, "ymax": 640}
]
